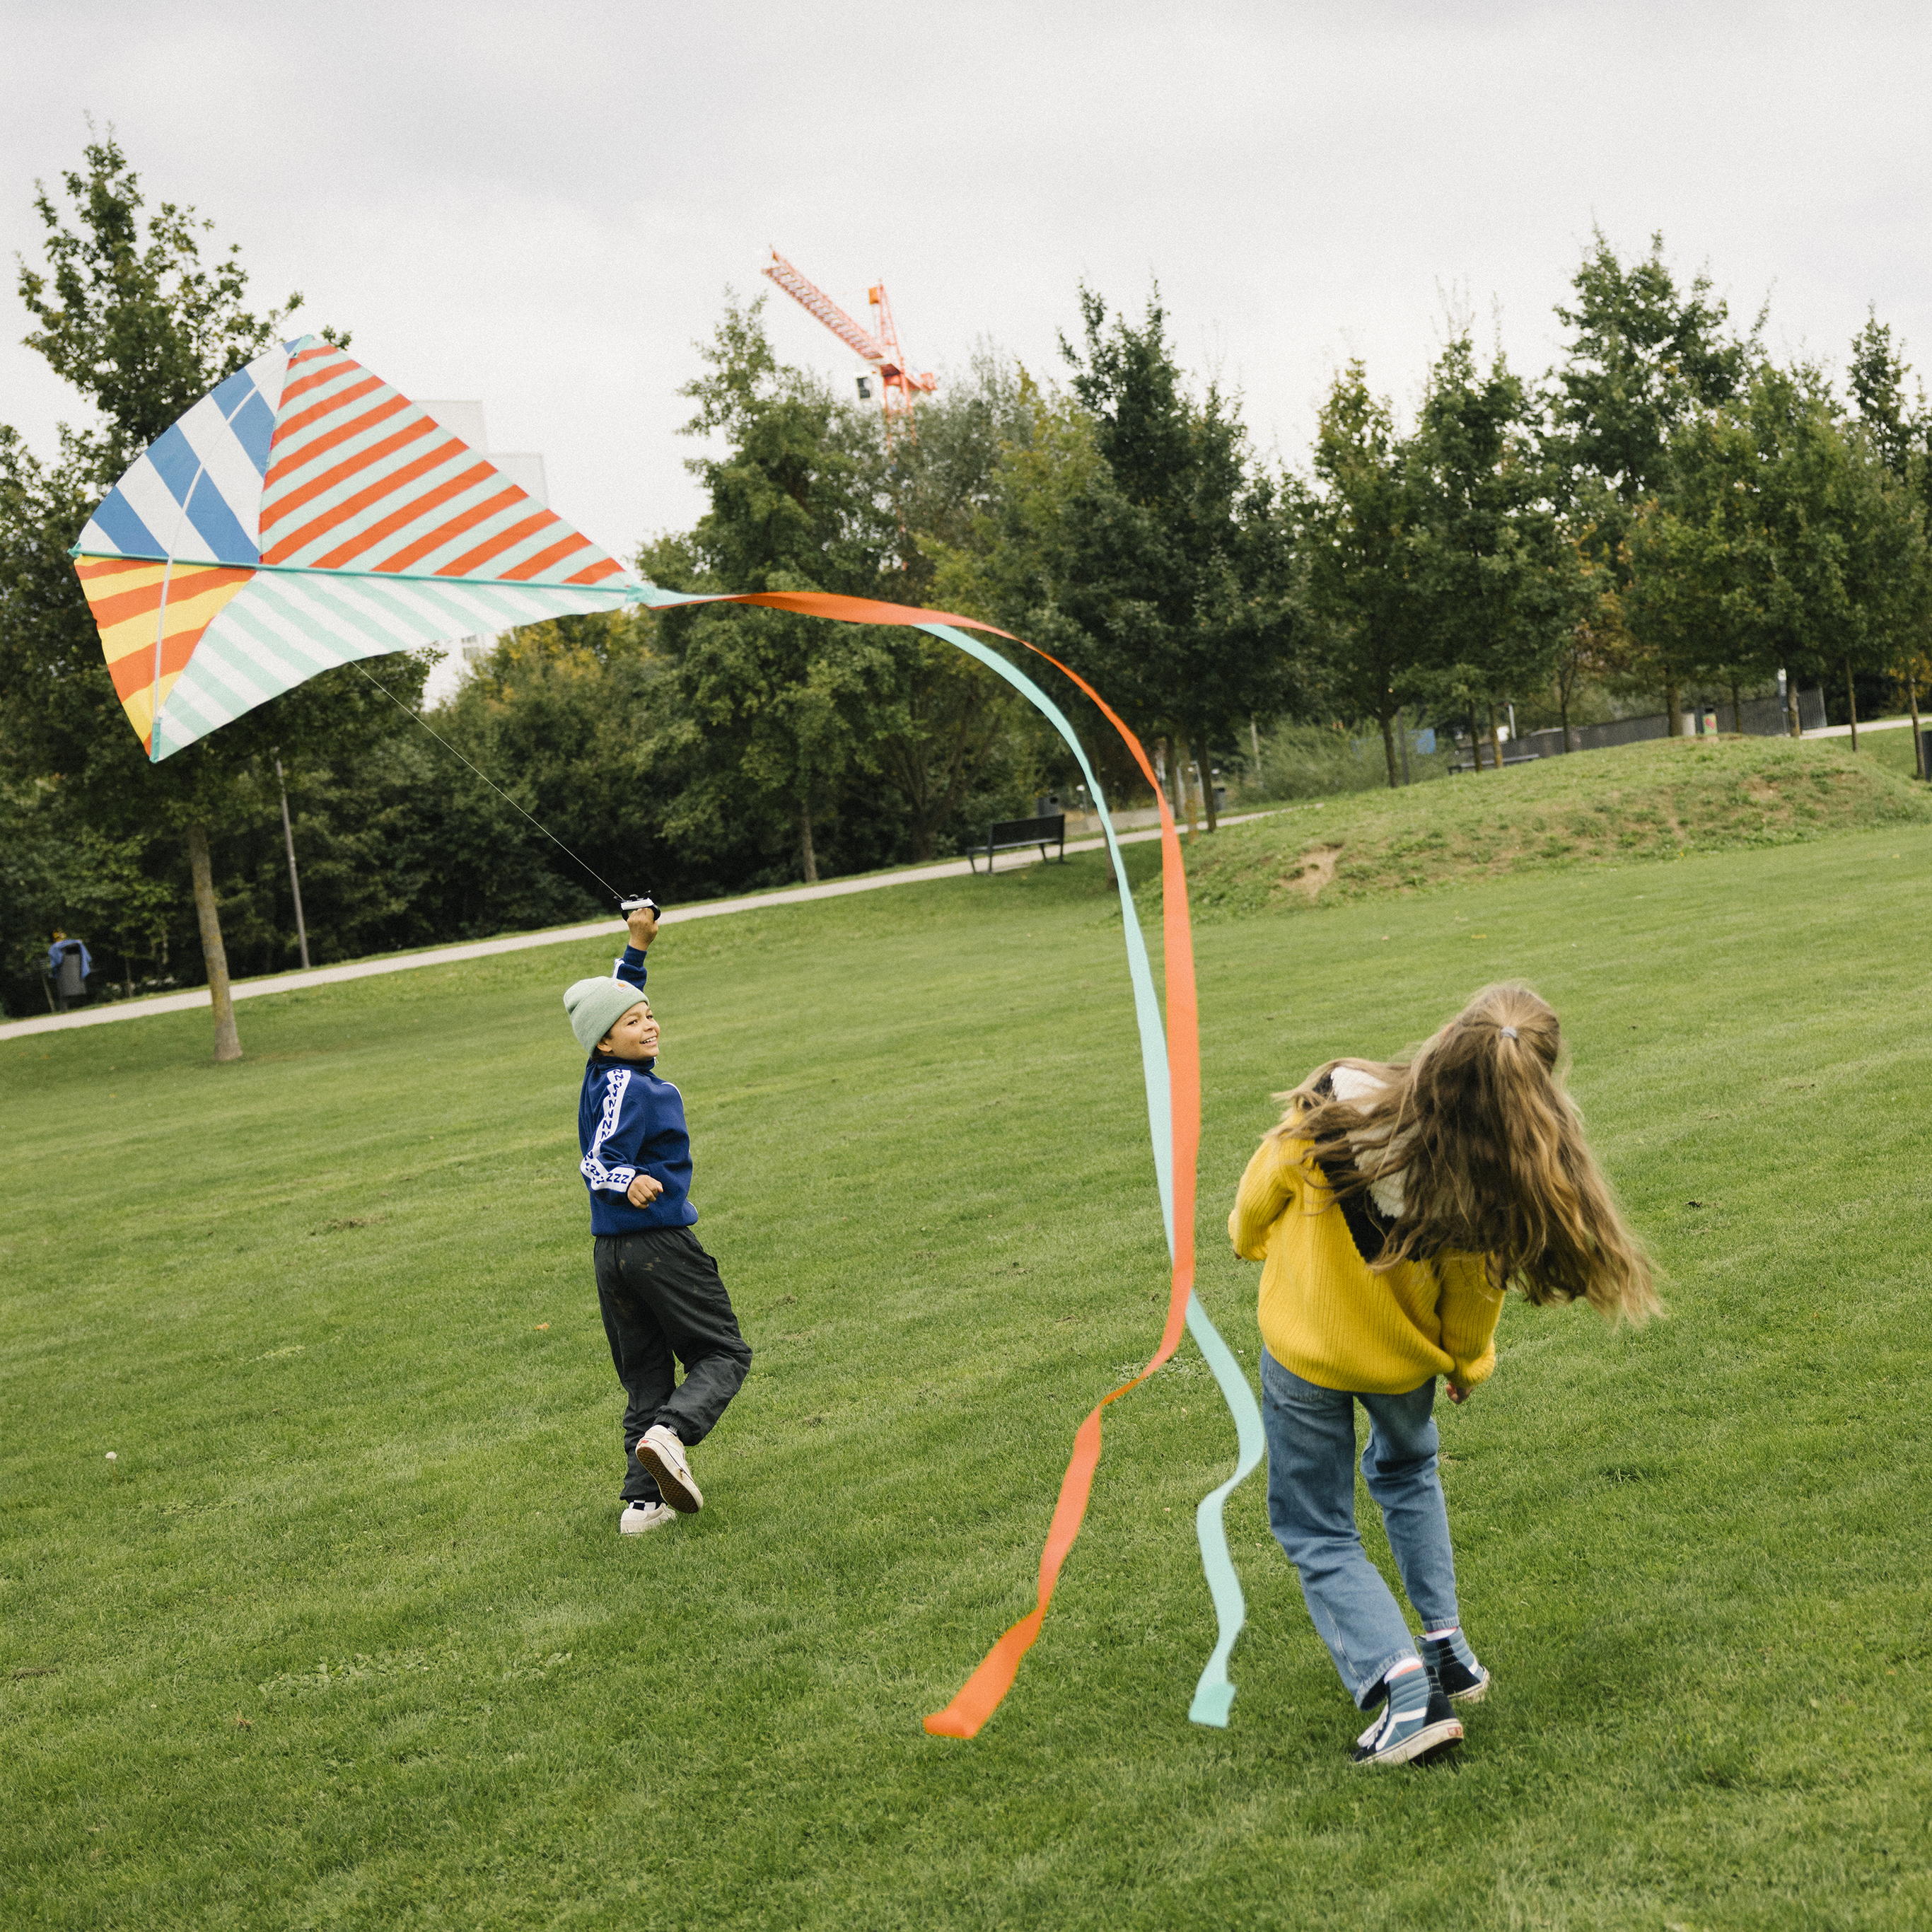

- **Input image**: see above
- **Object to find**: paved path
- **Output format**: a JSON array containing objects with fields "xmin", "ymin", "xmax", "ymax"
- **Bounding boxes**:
[
  {"xmin": 1805, "ymin": 716, "xmax": 1918, "ymax": 740},
  {"xmin": 1, "ymin": 811, "xmax": 1280, "ymax": 1044}
]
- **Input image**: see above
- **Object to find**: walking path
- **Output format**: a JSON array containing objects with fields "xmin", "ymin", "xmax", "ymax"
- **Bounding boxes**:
[
  {"xmin": 1, "ymin": 810, "xmax": 1279, "ymax": 1044},
  {"xmin": 1805, "ymin": 716, "xmax": 1918, "ymax": 740}
]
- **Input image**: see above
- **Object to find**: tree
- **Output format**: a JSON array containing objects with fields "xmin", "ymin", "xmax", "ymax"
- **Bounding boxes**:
[
  {"xmin": 1847, "ymin": 310, "xmax": 1927, "ymax": 481},
  {"xmin": 1549, "ymin": 229, "xmax": 1759, "ymax": 731},
  {"xmin": 3, "ymin": 134, "xmax": 378, "ymax": 1058},
  {"xmin": 1550, "ymin": 228, "xmax": 1757, "ymax": 510},
  {"xmin": 866, "ymin": 354, "xmax": 1037, "ymax": 859},
  {"xmin": 1303, "ymin": 361, "xmax": 1424, "ymax": 786},
  {"xmin": 1548, "ymin": 505, "xmax": 1630, "ymax": 752},
  {"xmin": 428, "ymin": 612, "xmax": 670, "ymax": 912},
  {"xmin": 1634, "ymin": 363, "xmax": 1931, "ymax": 748},
  {"xmin": 1621, "ymin": 414, "xmax": 1767, "ymax": 737},
  {"xmin": 1408, "ymin": 337, "xmax": 1572, "ymax": 769},
  {"xmin": 1052, "ymin": 286, "xmax": 1300, "ymax": 830},
  {"xmin": 655, "ymin": 296, "xmax": 907, "ymax": 883},
  {"xmin": 1847, "ymin": 311, "xmax": 1932, "ymax": 763}
]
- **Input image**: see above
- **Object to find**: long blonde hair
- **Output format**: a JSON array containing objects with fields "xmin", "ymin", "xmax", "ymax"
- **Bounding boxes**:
[{"xmin": 1271, "ymin": 982, "xmax": 1658, "ymax": 1324}]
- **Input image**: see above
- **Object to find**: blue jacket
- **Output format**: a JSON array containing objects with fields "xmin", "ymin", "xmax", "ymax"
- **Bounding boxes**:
[{"xmin": 576, "ymin": 946, "xmax": 698, "ymax": 1235}]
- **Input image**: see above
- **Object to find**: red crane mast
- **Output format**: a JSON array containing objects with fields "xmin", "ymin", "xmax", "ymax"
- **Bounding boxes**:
[{"xmin": 762, "ymin": 248, "xmax": 937, "ymax": 442}]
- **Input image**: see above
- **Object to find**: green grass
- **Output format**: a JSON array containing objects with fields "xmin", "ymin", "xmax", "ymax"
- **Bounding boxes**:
[
  {"xmin": 4, "ymin": 815, "xmax": 1930, "ymax": 1928},
  {"xmin": 1183, "ymin": 732, "xmax": 1932, "ymax": 921}
]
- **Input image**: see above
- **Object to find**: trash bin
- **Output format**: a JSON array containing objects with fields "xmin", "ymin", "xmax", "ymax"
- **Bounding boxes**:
[
  {"xmin": 47, "ymin": 934, "xmax": 91, "ymax": 1012},
  {"xmin": 1920, "ymin": 730, "xmax": 1932, "ymax": 781}
]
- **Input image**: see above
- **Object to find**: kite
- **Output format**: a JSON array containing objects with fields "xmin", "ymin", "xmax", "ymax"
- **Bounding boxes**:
[
  {"xmin": 70, "ymin": 336, "xmax": 1265, "ymax": 1733},
  {"xmin": 73, "ymin": 334, "xmax": 646, "ymax": 760}
]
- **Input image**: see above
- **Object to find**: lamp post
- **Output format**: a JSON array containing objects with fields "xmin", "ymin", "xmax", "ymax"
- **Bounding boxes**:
[{"xmin": 274, "ymin": 757, "xmax": 311, "ymax": 970}]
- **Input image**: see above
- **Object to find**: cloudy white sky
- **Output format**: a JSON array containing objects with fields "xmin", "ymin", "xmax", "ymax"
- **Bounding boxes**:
[{"xmin": 3, "ymin": 1, "xmax": 1926, "ymax": 559}]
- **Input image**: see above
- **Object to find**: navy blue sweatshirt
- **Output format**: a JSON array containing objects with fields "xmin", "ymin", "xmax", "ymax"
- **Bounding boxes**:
[{"xmin": 576, "ymin": 945, "xmax": 698, "ymax": 1235}]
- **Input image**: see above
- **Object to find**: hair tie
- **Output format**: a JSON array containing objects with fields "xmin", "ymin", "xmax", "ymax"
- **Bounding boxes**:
[{"xmin": 1499, "ymin": 1025, "xmax": 1518, "ymax": 1040}]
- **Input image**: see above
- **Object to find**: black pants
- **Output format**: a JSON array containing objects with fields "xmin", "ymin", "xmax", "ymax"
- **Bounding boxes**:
[{"xmin": 593, "ymin": 1226, "xmax": 751, "ymax": 1505}]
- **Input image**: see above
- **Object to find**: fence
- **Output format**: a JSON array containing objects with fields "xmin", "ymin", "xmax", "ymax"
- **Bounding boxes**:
[{"xmin": 1507, "ymin": 689, "xmax": 1825, "ymax": 762}]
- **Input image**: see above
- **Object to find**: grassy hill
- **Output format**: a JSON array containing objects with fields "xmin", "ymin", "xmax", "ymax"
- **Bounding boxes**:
[
  {"xmin": 1183, "ymin": 733, "xmax": 1932, "ymax": 921},
  {"xmin": 3, "ymin": 814, "xmax": 1930, "ymax": 1928}
]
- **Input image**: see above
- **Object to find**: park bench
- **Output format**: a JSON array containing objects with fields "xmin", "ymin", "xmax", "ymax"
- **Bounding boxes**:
[
  {"xmin": 1450, "ymin": 752, "xmax": 1542, "ymax": 774},
  {"xmin": 969, "ymin": 813, "xmax": 1066, "ymax": 875}
]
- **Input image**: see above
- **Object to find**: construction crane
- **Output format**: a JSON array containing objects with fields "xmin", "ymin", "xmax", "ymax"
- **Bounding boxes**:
[{"xmin": 762, "ymin": 248, "xmax": 937, "ymax": 443}]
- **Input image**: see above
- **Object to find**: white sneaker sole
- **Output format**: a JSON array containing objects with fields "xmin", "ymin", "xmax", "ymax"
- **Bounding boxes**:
[
  {"xmin": 636, "ymin": 1431, "xmax": 703, "ymax": 1513},
  {"xmin": 1357, "ymin": 1716, "xmax": 1464, "ymax": 1767}
]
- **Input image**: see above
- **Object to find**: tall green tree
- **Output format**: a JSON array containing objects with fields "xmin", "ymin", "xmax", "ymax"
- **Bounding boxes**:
[
  {"xmin": 1550, "ymin": 227, "xmax": 1757, "ymax": 510},
  {"xmin": 1052, "ymin": 286, "xmax": 1300, "ymax": 830},
  {"xmin": 1634, "ymin": 363, "xmax": 1931, "ymax": 747},
  {"xmin": 1846, "ymin": 310, "xmax": 1932, "ymax": 758},
  {"xmin": 1409, "ymin": 337, "xmax": 1573, "ymax": 768},
  {"xmin": 1847, "ymin": 310, "xmax": 1927, "ymax": 480},
  {"xmin": 1621, "ymin": 402, "xmax": 1769, "ymax": 732},
  {"xmin": 1303, "ymin": 361, "xmax": 1424, "ymax": 786},
  {"xmin": 864, "ymin": 353, "xmax": 1037, "ymax": 859},
  {"xmin": 1, "ymin": 134, "xmax": 380, "ymax": 1057},
  {"xmin": 653, "ymin": 297, "xmax": 904, "ymax": 883},
  {"xmin": 1549, "ymin": 229, "xmax": 1759, "ymax": 730}
]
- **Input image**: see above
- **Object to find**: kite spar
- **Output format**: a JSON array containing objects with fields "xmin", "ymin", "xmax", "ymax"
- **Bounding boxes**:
[{"xmin": 70, "ymin": 337, "xmax": 1264, "ymax": 1734}]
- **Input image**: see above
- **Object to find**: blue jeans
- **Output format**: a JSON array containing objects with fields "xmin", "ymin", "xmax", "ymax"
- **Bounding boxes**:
[{"xmin": 1261, "ymin": 1349, "xmax": 1462, "ymax": 1709}]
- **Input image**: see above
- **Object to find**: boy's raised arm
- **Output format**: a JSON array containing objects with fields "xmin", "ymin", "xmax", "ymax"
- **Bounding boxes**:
[{"xmin": 613, "ymin": 904, "xmax": 659, "ymax": 992}]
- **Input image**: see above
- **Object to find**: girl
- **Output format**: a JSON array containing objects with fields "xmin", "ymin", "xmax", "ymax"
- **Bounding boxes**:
[{"xmin": 1228, "ymin": 982, "xmax": 1657, "ymax": 1767}]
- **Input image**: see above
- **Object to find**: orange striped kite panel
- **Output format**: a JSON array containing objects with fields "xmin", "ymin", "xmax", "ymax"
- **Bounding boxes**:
[{"xmin": 255, "ymin": 340, "xmax": 625, "ymax": 587}]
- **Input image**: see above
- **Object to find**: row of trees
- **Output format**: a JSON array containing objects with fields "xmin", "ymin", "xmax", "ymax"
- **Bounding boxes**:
[
  {"xmin": 4, "ymin": 137, "xmax": 1931, "ymax": 1033},
  {"xmin": 1308, "ymin": 243, "xmax": 1932, "ymax": 778}
]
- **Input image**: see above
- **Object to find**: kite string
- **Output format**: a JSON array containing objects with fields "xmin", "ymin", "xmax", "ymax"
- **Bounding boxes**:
[{"xmin": 349, "ymin": 660, "xmax": 626, "ymax": 903}]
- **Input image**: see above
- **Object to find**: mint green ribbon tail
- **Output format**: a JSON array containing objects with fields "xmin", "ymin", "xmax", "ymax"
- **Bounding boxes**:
[
  {"xmin": 1183, "ymin": 1290, "xmax": 1265, "ymax": 1726},
  {"xmin": 921, "ymin": 624, "xmax": 1264, "ymax": 1732},
  {"xmin": 638, "ymin": 591, "xmax": 1265, "ymax": 1729}
]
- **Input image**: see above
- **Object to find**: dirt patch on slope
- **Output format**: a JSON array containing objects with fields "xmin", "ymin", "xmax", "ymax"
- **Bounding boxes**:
[{"xmin": 1279, "ymin": 844, "xmax": 1343, "ymax": 900}]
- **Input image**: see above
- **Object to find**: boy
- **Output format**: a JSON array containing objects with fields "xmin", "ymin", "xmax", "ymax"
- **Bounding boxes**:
[{"xmin": 564, "ymin": 903, "xmax": 752, "ymax": 1535}]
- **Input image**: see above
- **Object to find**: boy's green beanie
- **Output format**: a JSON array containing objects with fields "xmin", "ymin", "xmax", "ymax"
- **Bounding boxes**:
[{"xmin": 564, "ymin": 977, "xmax": 648, "ymax": 1052}]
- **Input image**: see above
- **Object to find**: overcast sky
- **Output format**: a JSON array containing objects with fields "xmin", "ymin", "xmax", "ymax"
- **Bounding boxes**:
[{"xmin": 3, "ymin": 1, "xmax": 1927, "ymax": 559}]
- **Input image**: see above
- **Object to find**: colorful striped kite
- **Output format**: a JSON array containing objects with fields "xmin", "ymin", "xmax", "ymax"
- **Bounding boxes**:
[
  {"xmin": 71, "ymin": 338, "xmax": 1264, "ymax": 1733},
  {"xmin": 73, "ymin": 334, "xmax": 643, "ymax": 760}
]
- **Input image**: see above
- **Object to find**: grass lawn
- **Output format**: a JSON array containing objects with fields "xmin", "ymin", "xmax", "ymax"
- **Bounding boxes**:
[
  {"xmin": 4, "ymin": 807, "xmax": 1930, "ymax": 1928},
  {"xmin": 1186, "ymin": 733, "xmax": 1932, "ymax": 920}
]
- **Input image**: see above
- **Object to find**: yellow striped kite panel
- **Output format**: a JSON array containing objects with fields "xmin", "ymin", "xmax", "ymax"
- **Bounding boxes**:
[{"xmin": 76, "ymin": 557, "xmax": 256, "ymax": 751}]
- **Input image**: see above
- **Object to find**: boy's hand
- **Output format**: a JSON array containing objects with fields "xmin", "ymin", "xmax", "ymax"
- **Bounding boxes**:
[
  {"xmin": 626, "ymin": 905, "xmax": 659, "ymax": 950},
  {"xmin": 1445, "ymin": 1379, "xmax": 1470, "ymax": 1405},
  {"xmin": 627, "ymin": 1173, "xmax": 663, "ymax": 1208}
]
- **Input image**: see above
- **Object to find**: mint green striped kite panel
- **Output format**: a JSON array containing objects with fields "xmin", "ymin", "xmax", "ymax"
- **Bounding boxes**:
[{"xmin": 153, "ymin": 571, "xmax": 642, "ymax": 755}]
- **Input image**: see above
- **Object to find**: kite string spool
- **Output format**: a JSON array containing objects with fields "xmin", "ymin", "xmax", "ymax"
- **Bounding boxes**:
[{"xmin": 349, "ymin": 660, "xmax": 627, "ymax": 904}]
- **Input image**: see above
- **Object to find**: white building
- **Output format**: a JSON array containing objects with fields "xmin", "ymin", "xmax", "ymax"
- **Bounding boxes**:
[{"xmin": 415, "ymin": 401, "xmax": 549, "ymax": 707}]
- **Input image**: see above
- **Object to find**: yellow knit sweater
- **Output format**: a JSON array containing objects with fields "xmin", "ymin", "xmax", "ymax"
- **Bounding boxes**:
[{"xmin": 1229, "ymin": 1132, "xmax": 1505, "ymax": 1393}]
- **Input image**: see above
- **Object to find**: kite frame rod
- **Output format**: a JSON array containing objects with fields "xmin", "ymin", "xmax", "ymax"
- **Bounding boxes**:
[{"xmin": 70, "ymin": 548, "xmax": 641, "ymax": 594}]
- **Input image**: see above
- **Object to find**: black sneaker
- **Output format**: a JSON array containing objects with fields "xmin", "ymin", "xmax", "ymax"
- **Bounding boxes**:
[
  {"xmin": 1421, "ymin": 1629, "xmax": 1490, "ymax": 1704},
  {"xmin": 1351, "ymin": 1670, "xmax": 1464, "ymax": 1767}
]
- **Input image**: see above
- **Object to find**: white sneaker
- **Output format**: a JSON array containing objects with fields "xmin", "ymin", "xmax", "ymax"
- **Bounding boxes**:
[
  {"xmin": 636, "ymin": 1425, "xmax": 703, "ymax": 1514},
  {"xmin": 619, "ymin": 1500, "xmax": 675, "ymax": 1535}
]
